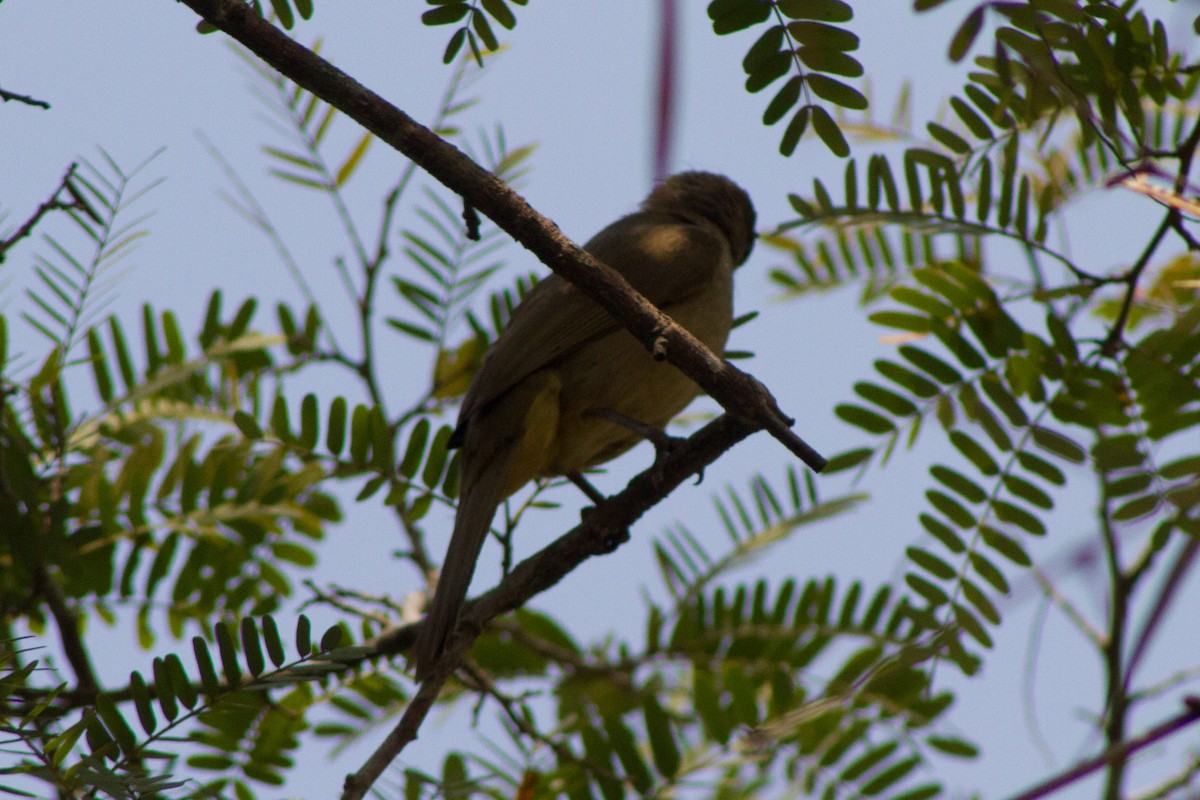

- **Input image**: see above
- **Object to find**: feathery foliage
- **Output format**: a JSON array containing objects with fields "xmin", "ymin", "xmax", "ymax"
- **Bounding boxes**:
[{"xmin": 5, "ymin": 3, "xmax": 1200, "ymax": 800}]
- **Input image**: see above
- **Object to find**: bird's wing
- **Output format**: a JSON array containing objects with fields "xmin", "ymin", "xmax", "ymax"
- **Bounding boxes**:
[{"xmin": 453, "ymin": 210, "xmax": 730, "ymax": 438}]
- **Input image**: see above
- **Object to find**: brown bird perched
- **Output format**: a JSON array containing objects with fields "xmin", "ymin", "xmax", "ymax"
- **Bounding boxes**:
[{"xmin": 411, "ymin": 172, "xmax": 757, "ymax": 679}]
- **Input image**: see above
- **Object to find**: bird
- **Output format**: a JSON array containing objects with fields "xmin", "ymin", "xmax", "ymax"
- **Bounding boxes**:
[{"xmin": 410, "ymin": 171, "xmax": 757, "ymax": 680}]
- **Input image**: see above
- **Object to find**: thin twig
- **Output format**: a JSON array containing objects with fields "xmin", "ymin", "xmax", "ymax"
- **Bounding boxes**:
[
  {"xmin": 0, "ymin": 164, "xmax": 88, "ymax": 264},
  {"xmin": 32, "ymin": 566, "xmax": 100, "ymax": 698},
  {"xmin": 459, "ymin": 661, "xmax": 627, "ymax": 787},
  {"xmin": 1030, "ymin": 563, "xmax": 1105, "ymax": 648},
  {"xmin": 1097, "ymin": 484, "xmax": 1130, "ymax": 800},
  {"xmin": 0, "ymin": 84, "xmax": 51, "ymax": 109},
  {"xmin": 1100, "ymin": 214, "xmax": 1171, "ymax": 356},
  {"xmin": 1005, "ymin": 697, "xmax": 1200, "ymax": 800},
  {"xmin": 197, "ymin": 132, "xmax": 342, "ymax": 353},
  {"xmin": 1125, "ymin": 537, "xmax": 1200, "ymax": 688},
  {"xmin": 1103, "ymin": 113, "xmax": 1200, "ymax": 354},
  {"xmin": 489, "ymin": 618, "xmax": 634, "ymax": 684}
]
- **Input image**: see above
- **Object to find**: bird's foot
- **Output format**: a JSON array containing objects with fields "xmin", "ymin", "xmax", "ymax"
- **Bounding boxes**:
[
  {"xmin": 568, "ymin": 472, "xmax": 608, "ymax": 505},
  {"xmin": 591, "ymin": 408, "xmax": 684, "ymax": 487},
  {"xmin": 592, "ymin": 408, "xmax": 680, "ymax": 454}
]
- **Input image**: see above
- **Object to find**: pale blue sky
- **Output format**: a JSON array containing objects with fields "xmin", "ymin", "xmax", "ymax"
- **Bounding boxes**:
[{"xmin": 3, "ymin": 2, "xmax": 1198, "ymax": 799}]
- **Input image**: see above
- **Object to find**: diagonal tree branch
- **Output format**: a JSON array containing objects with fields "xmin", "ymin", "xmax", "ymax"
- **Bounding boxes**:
[
  {"xmin": 174, "ymin": 0, "xmax": 825, "ymax": 473},
  {"xmin": 1005, "ymin": 696, "xmax": 1200, "ymax": 800},
  {"xmin": 170, "ymin": 6, "xmax": 823, "ymax": 795},
  {"xmin": 0, "ymin": 163, "xmax": 94, "ymax": 264},
  {"xmin": 370, "ymin": 412, "xmax": 757, "ymax": 658},
  {"xmin": 346, "ymin": 412, "xmax": 757, "ymax": 798},
  {"xmin": 0, "ymin": 84, "xmax": 51, "ymax": 109}
]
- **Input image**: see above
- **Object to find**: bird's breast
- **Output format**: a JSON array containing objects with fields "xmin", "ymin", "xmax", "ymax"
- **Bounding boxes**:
[{"xmin": 543, "ymin": 268, "xmax": 733, "ymax": 475}]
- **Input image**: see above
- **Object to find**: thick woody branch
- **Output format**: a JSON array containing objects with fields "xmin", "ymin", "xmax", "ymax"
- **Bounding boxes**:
[
  {"xmin": 11, "ymin": 415, "xmax": 751, "ymax": 789},
  {"xmin": 342, "ymin": 413, "xmax": 756, "ymax": 798},
  {"xmin": 464, "ymin": 418, "xmax": 760, "ymax": 619},
  {"xmin": 370, "ymin": 412, "xmax": 755, "ymax": 660},
  {"xmin": 175, "ymin": 0, "xmax": 825, "ymax": 473}
]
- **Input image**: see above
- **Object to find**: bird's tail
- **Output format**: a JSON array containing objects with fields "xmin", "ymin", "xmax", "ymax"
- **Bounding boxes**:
[{"xmin": 410, "ymin": 449, "xmax": 512, "ymax": 680}]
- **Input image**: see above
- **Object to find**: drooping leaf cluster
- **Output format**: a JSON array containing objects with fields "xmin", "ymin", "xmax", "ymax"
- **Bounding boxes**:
[
  {"xmin": 708, "ymin": 0, "xmax": 864, "ymax": 156},
  {"xmin": 760, "ymin": 3, "xmax": 1200, "ymax": 794},
  {"xmin": 421, "ymin": 0, "xmax": 530, "ymax": 65}
]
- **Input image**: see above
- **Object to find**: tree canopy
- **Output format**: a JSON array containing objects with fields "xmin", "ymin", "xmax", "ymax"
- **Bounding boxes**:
[{"xmin": 2, "ymin": 2, "xmax": 1200, "ymax": 799}]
